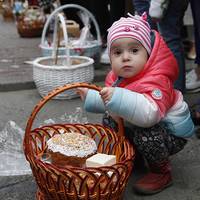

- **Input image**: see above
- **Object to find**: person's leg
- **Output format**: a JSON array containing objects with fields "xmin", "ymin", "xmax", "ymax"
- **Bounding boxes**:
[
  {"xmin": 132, "ymin": 0, "xmax": 157, "ymax": 30},
  {"xmin": 89, "ymin": 0, "xmax": 110, "ymax": 44},
  {"xmin": 190, "ymin": 0, "xmax": 200, "ymax": 67},
  {"xmin": 186, "ymin": 0, "xmax": 200, "ymax": 91},
  {"xmin": 157, "ymin": 0, "xmax": 189, "ymax": 93},
  {"xmin": 109, "ymin": 0, "xmax": 125, "ymax": 24},
  {"xmin": 187, "ymin": 0, "xmax": 200, "ymax": 123},
  {"xmin": 100, "ymin": 0, "xmax": 125, "ymax": 64}
]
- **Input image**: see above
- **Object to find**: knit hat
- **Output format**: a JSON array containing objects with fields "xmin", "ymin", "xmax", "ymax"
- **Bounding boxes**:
[{"xmin": 107, "ymin": 12, "xmax": 152, "ymax": 55}]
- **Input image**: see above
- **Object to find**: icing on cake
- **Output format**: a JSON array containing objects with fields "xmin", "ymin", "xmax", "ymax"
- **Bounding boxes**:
[{"xmin": 47, "ymin": 132, "xmax": 97, "ymax": 158}]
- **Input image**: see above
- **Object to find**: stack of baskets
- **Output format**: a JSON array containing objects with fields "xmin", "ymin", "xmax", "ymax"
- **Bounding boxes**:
[
  {"xmin": 23, "ymin": 83, "xmax": 135, "ymax": 200},
  {"xmin": 16, "ymin": 6, "xmax": 46, "ymax": 38},
  {"xmin": 40, "ymin": 4, "xmax": 102, "ymax": 63}
]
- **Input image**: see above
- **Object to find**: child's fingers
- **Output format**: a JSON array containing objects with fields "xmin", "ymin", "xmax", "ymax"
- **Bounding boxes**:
[
  {"xmin": 100, "ymin": 88, "xmax": 111, "ymax": 103},
  {"xmin": 102, "ymin": 93, "xmax": 110, "ymax": 101},
  {"xmin": 76, "ymin": 88, "xmax": 88, "ymax": 100},
  {"xmin": 76, "ymin": 88, "xmax": 82, "ymax": 95},
  {"xmin": 100, "ymin": 88, "xmax": 108, "ymax": 98},
  {"xmin": 99, "ymin": 87, "xmax": 108, "ymax": 96}
]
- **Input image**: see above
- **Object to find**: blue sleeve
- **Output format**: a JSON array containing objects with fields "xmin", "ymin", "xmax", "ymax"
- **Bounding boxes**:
[
  {"xmin": 163, "ymin": 112, "xmax": 194, "ymax": 138},
  {"xmin": 106, "ymin": 87, "xmax": 137, "ymax": 121},
  {"xmin": 85, "ymin": 87, "xmax": 159, "ymax": 127},
  {"xmin": 84, "ymin": 89, "xmax": 105, "ymax": 113}
]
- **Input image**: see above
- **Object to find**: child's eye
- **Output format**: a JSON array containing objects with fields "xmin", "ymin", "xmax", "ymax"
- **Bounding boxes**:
[
  {"xmin": 131, "ymin": 48, "xmax": 138, "ymax": 53},
  {"xmin": 113, "ymin": 50, "xmax": 121, "ymax": 55}
]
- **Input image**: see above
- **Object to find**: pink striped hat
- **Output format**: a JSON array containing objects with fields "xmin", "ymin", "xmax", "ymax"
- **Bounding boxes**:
[{"xmin": 107, "ymin": 12, "xmax": 152, "ymax": 55}]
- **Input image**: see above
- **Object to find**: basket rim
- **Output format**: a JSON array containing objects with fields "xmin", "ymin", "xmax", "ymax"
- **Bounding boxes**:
[{"xmin": 33, "ymin": 55, "xmax": 94, "ymax": 70}]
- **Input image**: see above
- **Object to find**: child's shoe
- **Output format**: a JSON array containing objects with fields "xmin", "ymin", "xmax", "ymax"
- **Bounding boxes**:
[
  {"xmin": 186, "ymin": 69, "xmax": 200, "ymax": 92},
  {"xmin": 186, "ymin": 42, "xmax": 196, "ymax": 60},
  {"xmin": 133, "ymin": 160, "xmax": 172, "ymax": 194},
  {"xmin": 149, "ymin": 0, "xmax": 169, "ymax": 21}
]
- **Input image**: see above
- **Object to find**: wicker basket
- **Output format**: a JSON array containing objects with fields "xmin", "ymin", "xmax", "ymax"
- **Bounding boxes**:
[
  {"xmin": 33, "ymin": 55, "xmax": 94, "ymax": 99},
  {"xmin": 17, "ymin": 20, "xmax": 44, "ymax": 37},
  {"xmin": 23, "ymin": 83, "xmax": 135, "ymax": 200},
  {"xmin": 2, "ymin": 3, "xmax": 14, "ymax": 21},
  {"xmin": 16, "ymin": 6, "xmax": 45, "ymax": 38},
  {"xmin": 40, "ymin": 4, "xmax": 102, "ymax": 63}
]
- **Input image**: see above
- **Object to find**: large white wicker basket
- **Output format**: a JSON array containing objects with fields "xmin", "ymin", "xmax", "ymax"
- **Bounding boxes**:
[
  {"xmin": 40, "ymin": 4, "xmax": 102, "ymax": 63},
  {"xmin": 33, "ymin": 55, "xmax": 94, "ymax": 99},
  {"xmin": 33, "ymin": 12, "xmax": 94, "ymax": 99}
]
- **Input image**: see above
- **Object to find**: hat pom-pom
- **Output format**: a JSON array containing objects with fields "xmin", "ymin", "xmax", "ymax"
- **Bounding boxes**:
[{"xmin": 141, "ymin": 12, "xmax": 148, "ymax": 21}]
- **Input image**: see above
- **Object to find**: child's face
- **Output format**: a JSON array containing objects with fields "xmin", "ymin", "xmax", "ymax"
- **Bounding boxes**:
[{"xmin": 110, "ymin": 37, "xmax": 148, "ymax": 78}]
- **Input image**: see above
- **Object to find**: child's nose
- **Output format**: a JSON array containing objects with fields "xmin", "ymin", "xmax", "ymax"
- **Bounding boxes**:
[{"xmin": 122, "ymin": 51, "xmax": 130, "ymax": 61}]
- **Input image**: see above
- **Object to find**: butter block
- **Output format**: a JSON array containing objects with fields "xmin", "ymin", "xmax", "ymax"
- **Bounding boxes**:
[{"xmin": 86, "ymin": 153, "xmax": 116, "ymax": 167}]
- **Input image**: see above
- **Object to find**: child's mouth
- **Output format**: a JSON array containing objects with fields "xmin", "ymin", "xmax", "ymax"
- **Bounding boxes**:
[{"xmin": 122, "ymin": 66, "xmax": 132, "ymax": 70}]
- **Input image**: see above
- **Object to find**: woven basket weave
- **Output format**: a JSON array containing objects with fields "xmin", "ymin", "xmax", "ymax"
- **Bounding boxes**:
[
  {"xmin": 40, "ymin": 4, "xmax": 102, "ymax": 62},
  {"xmin": 23, "ymin": 83, "xmax": 135, "ymax": 200},
  {"xmin": 33, "ymin": 55, "xmax": 94, "ymax": 99}
]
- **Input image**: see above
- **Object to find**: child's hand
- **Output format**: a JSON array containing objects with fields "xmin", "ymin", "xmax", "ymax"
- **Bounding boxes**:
[
  {"xmin": 100, "ymin": 87, "xmax": 114, "ymax": 104},
  {"xmin": 76, "ymin": 88, "xmax": 88, "ymax": 100}
]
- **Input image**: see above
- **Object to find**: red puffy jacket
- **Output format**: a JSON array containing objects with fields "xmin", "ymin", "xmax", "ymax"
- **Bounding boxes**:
[{"xmin": 105, "ymin": 30, "xmax": 179, "ymax": 117}]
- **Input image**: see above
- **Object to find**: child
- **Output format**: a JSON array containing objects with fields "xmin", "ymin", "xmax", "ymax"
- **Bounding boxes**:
[{"xmin": 77, "ymin": 13, "xmax": 194, "ymax": 194}]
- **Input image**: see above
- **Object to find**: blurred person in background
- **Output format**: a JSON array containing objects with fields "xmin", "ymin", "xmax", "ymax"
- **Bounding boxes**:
[
  {"xmin": 185, "ymin": 0, "xmax": 200, "ymax": 93},
  {"xmin": 132, "ymin": 0, "xmax": 189, "ymax": 93},
  {"xmin": 185, "ymin": 0, "xmax": 200, "ymax": 127}
]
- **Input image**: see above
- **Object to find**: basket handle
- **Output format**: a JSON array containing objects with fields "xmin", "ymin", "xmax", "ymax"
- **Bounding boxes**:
[
  {"xmin": 40, "ymin": 4, "xmax": 102, "ymax": 50},
  {"xmin": 24, "ymin": 83, "xmax": 124, "ymax": 152},
  {"xmin": 52, "ymin": 13, "xmax": 70, "ymax": 65}
]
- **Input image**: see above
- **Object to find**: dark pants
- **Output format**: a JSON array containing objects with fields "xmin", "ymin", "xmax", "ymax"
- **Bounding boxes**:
[
  {"xmin": 103, "ymin": 115, "xmax": 187, "ymax": 164},
  {"xmin": 125, "ymin": 124, "xmax": 187, "ymax": 164},
  {"xmin": 189, "ymin": 0, "xmax": 200, "ymax": 65}
]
